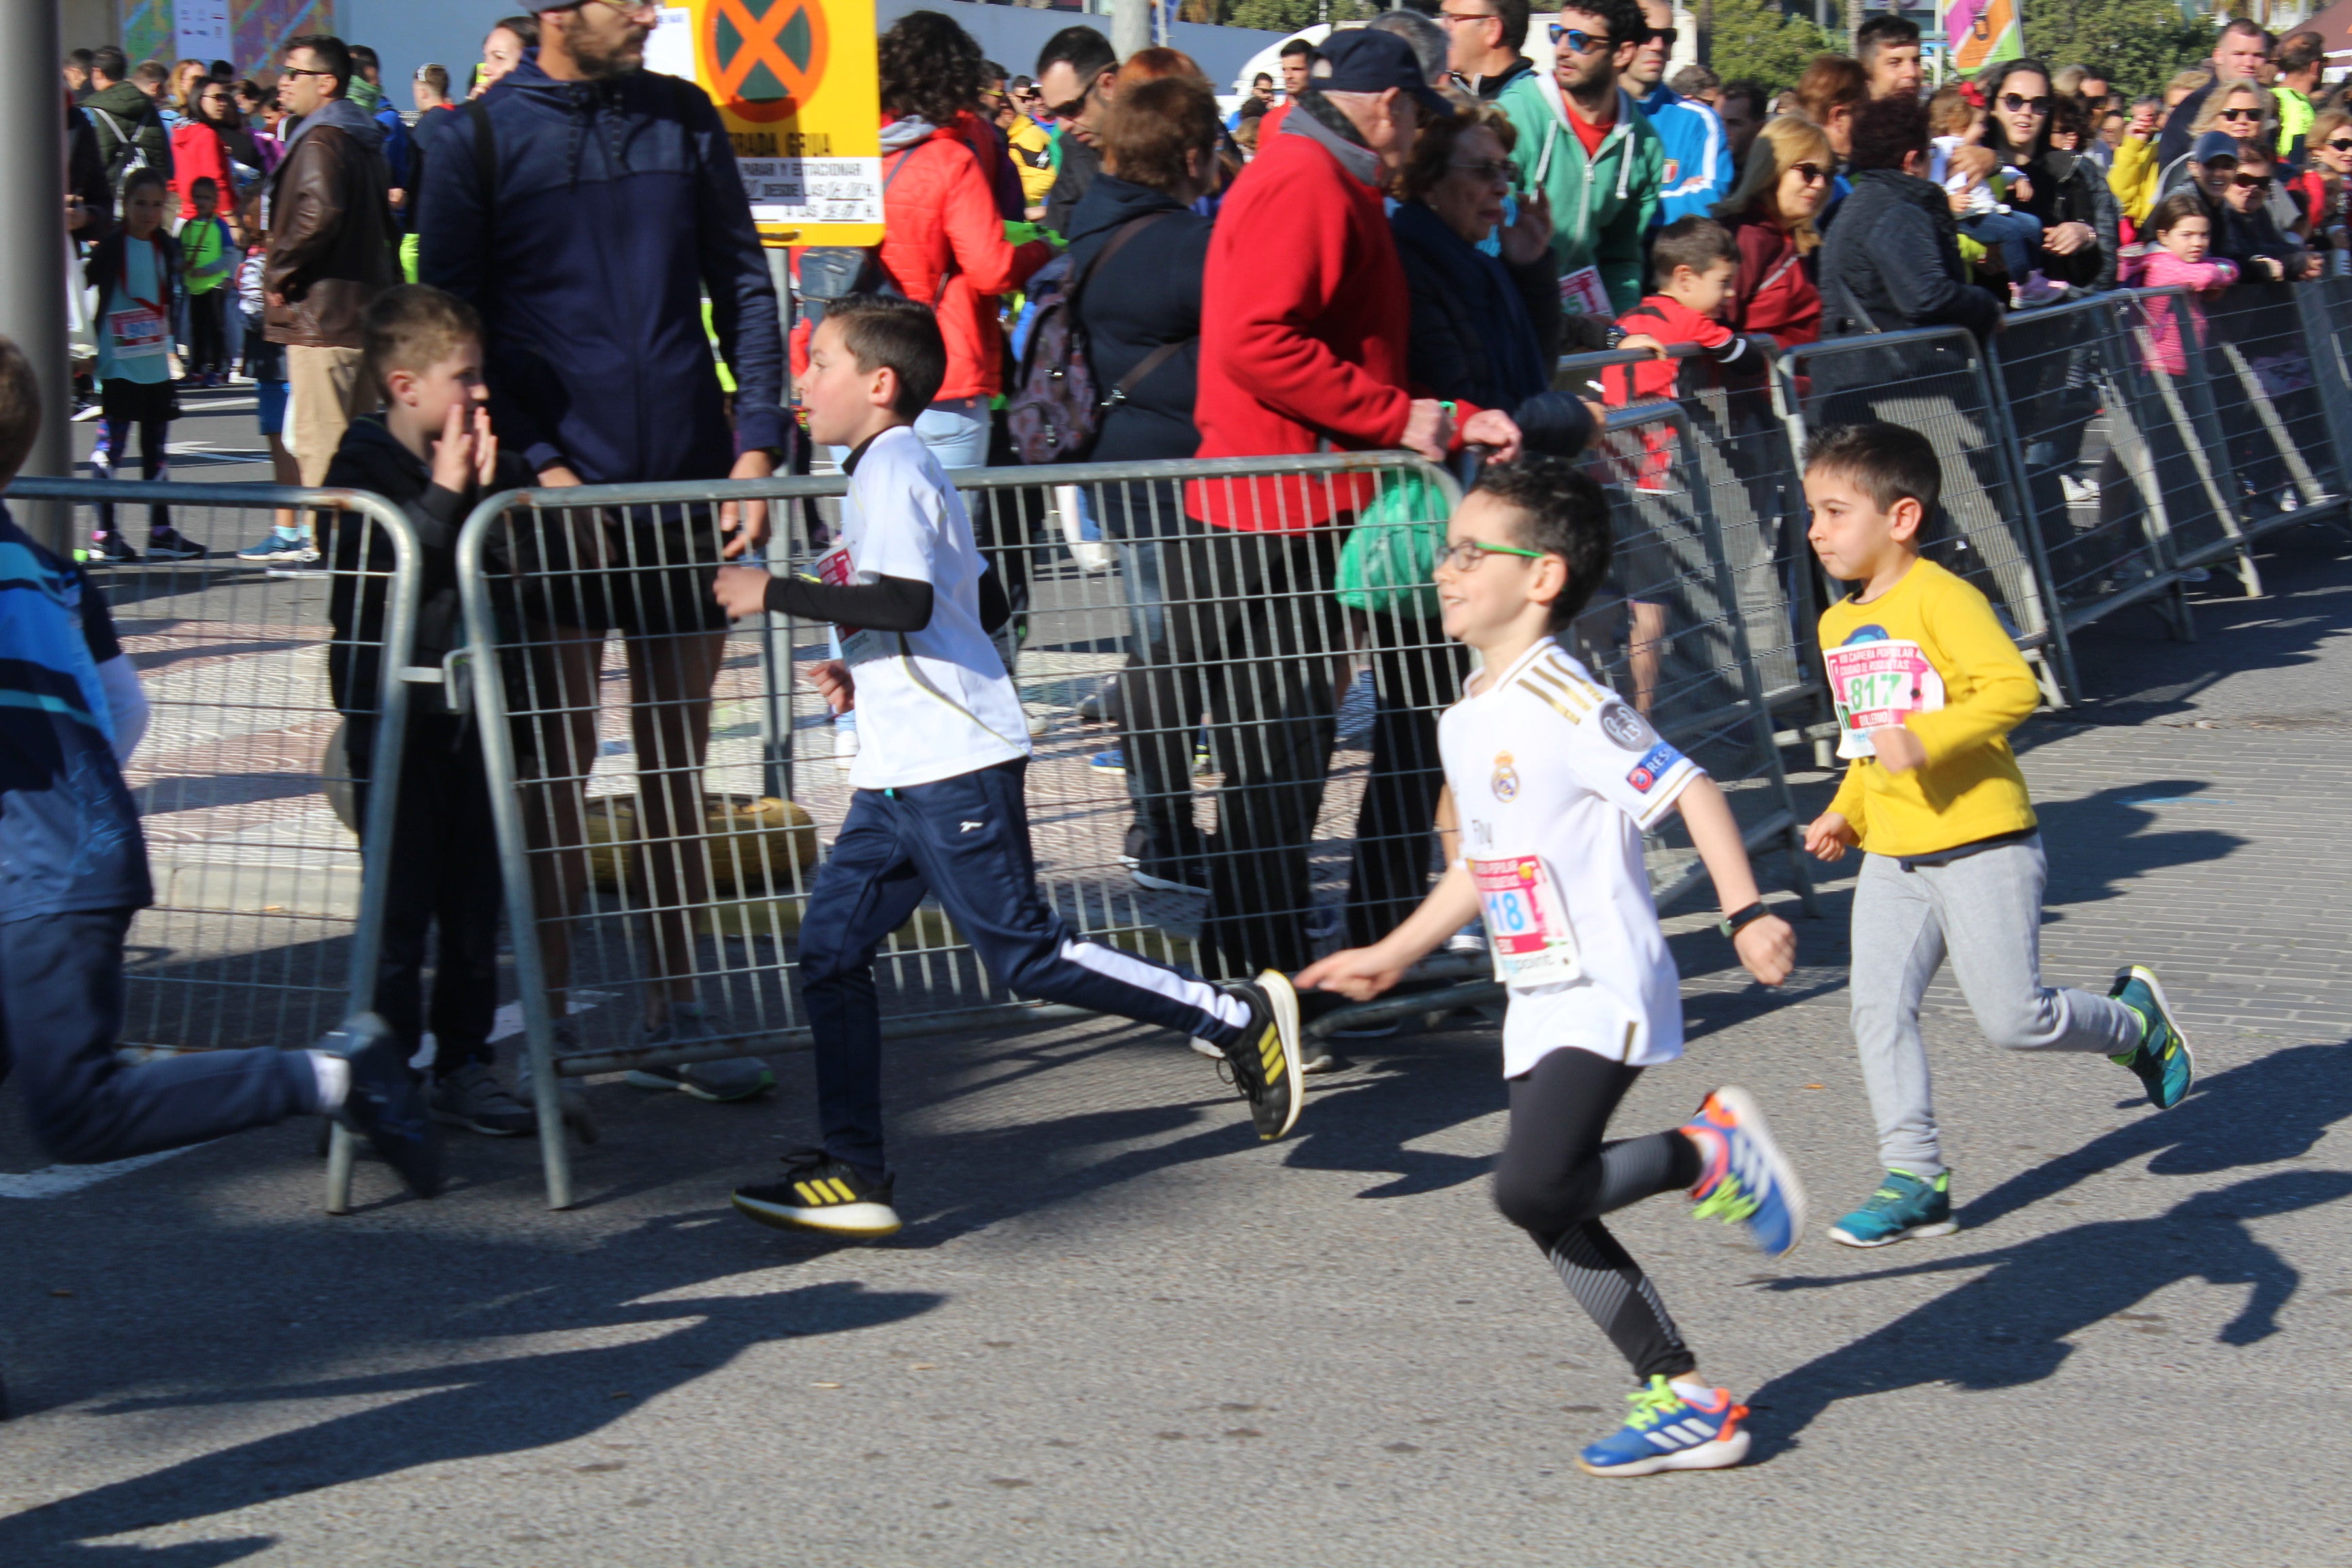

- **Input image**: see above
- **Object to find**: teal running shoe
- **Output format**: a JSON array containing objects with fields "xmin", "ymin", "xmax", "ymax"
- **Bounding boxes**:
[
  {"xmin": 1575, "ymin": 1375, "xmax": 1752, "ymax": 1477},
  {"xmin": 1682, "ymin": 1086, "xmax": 1808, "ymax": 1258},
  {"xmin": 1829, "ymin": 1169, "xmax": 1956, "ymax": 1249},
  {"xmin": 2109, "ymin": 964, "xmax": 2194, "ymax": 1110}
]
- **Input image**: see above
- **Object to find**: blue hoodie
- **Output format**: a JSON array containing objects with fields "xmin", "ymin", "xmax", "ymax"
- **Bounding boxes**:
[
  {"xmin": 1633, "ymin": 82, "xmax": 1731, "ymax": 225},
  {"xmin": 415, "ymin": 54, "xmax": 787, "ymax": 484}
]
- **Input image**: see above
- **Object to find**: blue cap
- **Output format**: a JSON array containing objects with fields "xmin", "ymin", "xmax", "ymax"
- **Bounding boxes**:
[
  {"xmin": 1311, "ymin": 29, "xmax": 1453, "ymax": 120},
  {"xmin": 2193, "ymin": 129, "xmax": 2242, "ymax": 165}
]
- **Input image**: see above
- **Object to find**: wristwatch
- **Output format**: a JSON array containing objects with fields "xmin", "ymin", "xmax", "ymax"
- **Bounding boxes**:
[{"xmin": 1718, "ymin": 902, "xmax": 1769, "ymax": 939}]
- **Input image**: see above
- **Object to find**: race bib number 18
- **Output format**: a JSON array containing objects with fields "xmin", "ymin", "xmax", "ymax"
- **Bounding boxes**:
[
  {"xmin": 1472, "ymin": 855, "xmax": 1581, "ymax": 987},
  {"xmin": 813, "ymin": 544, "xmax": 886, "ymax": 664}
]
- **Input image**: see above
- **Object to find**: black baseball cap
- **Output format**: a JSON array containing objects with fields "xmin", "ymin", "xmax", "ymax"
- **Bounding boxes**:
[{"xmin": 1311, "ymin": 29, "xmax": 1452, "ymax": 118}]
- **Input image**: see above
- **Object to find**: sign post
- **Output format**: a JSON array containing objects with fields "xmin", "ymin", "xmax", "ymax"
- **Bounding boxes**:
[{"xmin": 647, "ymin": 0, "xmax": 883, "ymax": 248}]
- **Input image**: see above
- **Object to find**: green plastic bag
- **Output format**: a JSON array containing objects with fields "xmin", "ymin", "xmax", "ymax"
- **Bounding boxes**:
[{"xmin": 1335, "ymin": 470, "xmax": 1450, "ymax": 618}]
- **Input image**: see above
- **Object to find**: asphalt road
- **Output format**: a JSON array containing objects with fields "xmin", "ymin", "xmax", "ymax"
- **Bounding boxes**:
[{"xmin": 3, "ymin": 462, "xmax": 2349, "ymax": 1563}]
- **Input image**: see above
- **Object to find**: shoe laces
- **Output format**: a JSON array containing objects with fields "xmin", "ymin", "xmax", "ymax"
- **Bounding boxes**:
[
  {"xmin": 774, "ymin": 1145, "xmax": 839, "ymax": 1183},
  {"xmin": 1693, "ymin": 1173, "xmax": 1759, "ymax": 1224},
  {"xmin": 1622, "ymin": 1377, "xmax": 1686, "ymax": 1431}
]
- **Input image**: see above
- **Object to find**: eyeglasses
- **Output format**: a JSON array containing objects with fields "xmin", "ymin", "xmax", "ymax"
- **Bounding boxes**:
[
  {"xmin": 1437, "ymin": 7, "xmax": 1500, "ymax": 24},
  {"xmin": 280, "ymin": 66, "xmax": 335, "ymax": 80},
  {"xmin": 1998, "ymin": 93, "xmax": 2051, "ymax": 114},
  {"xmin": 1548, "ymin": 24, "xmax": 1613, "ymax": 54},
  {"xmin": 575, "ymin": 0, "xmax": 663, "ymax": 15},
  {"xmin": 1788, "ymin": 161, "xmax": 1829, "ymax": 183},
  {"xmin": 1437, "ymin": 539, "xmax": 1549, "ymax": 572},
  {"xmin": 1448, "ymin": 157, "xmax": 1522, "ymax": 184},
  {"xmin": 2232, "ymin": 172, "xmax": 2274, "ymax": 189},
  {"xmin": 2217, "ymin": 107, "xmax": 2261, "ymax": 123}
]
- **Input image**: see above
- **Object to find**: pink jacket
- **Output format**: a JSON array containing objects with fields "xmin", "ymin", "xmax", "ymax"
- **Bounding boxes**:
[{"xmin": 2131, "ymin": 248, "xmax": 2238, "ymax": 378}]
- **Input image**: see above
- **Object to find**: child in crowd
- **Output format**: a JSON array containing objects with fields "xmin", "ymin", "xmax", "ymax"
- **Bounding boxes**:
[
  {"xmin": 233, "ymin": 186, "xmax": 311, "ymax": 564},
  {"xmin": 0, "ymin": 333, "xmax": 437, "ymax": 1197},
  {"xmin": 1799, "ymin": 423, "xmax": 2191, "ymax": 1250},
  {"xmin": 1604, "ymin": 216, "xmax": 1753, "ymax": 493},
  {"xmin": 2129, "ymin": 191, "xmax": 2238, "ymax": 378},
  {"xmin": 1946, "ymin": 146, "xmax": 2051, "ymax": 297},
  {"xmin": 712, "ymin": 294, "xmax": 1305, "ymax": 1238},
  {"xmin": 322, "ymin": 286, "xmax": 539, "ymax": 1137},
  {"xmin": 84, "ymin": 169, "xmax": 203, "ymax": 562},
  {"xmin": 1301, "ymin": 458, "xmax": 1806, "ymax": 1479},
  {"xmin": 176, "ymin": 176, "xmax": 237, "ymax": 387}
]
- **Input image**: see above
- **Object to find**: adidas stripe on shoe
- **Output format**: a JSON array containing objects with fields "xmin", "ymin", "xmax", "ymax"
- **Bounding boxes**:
[
  {"xmin": 732, "ymin": 1149, "xmax": 902, "ymax": 1237},
  {"xmin": 1575, "ymin": 1376, "xmax": 1752, "ymax": 1477}
]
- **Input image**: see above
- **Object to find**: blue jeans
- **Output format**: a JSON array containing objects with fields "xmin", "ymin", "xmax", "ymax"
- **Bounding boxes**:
[
  {"xmin": 1961, "ymin": 209, "xmax": 2044, "ymax": 281},
  {"xmin": 0, "ymin": 908, "xmax": 318, "ymax": 1163},
  {"xmin": 798, "ymin": 760, "xmax": 1241, "ymax": 1175}
]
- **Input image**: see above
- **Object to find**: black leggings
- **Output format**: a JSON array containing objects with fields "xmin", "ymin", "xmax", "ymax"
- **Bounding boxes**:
[{"xmin": 1493, "ymin": 1047, "xmax": 1703, "ymax": 1381}]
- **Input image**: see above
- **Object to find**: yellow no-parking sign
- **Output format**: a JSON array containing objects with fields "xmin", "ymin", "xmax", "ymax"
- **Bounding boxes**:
[{"xmin": 648, "ymin": 1, "xmax": 883, "ymax": 246}]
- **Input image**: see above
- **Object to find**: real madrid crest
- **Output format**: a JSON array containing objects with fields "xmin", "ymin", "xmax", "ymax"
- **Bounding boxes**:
[{"xmin": 1492, "ymin": 750, "xmax": 1520, "ymax": 802}]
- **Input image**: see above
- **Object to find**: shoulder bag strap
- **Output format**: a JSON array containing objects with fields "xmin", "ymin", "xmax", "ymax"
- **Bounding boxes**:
[{"xmin": 465, "ymin": 97, "xmax": 497, "ymax": 208}]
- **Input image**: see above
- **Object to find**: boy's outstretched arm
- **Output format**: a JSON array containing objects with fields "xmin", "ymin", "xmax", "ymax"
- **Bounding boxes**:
[
  {"xmin": 1301, "ymin": 789, "xmax": 1482, "ymax": 1000},
  {"xmin": 1673, "ymin": 774, "xmax": 1797, "ymax": 985}
]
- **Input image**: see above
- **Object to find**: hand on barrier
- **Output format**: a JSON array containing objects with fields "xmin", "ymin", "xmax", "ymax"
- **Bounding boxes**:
[
  {"xmin": 1620, "ymin": 333, "xmax": 1669, "ymax": 361},
  {"xmin": 1401, "ymin": 397, "xmax": 1454, "ymax": 462},
  {"xmin": 1460, "ymin": 408, "xmax": 1524, "ymax": 463},
  {"xmin": 536, "ymin": 462, "xmax": 585, "ymax": 487},
  {"xmin": 1803, "ymin": 811, "xmax": 1859, "ymax": 864},
  {"xmin": 1869, "ymin": 723, "xmax": 1927, "ymax": 775},
  {"xmin": 712, "ymin": 564, "xmax": 772, "ymax": 619},
  {"xmin": 721, "ymin": 448, "xmax": 774, "ymax": 557},
  {"xmin": 1732, "ymin": 915, "xmax": 1797, "ymax": 987},
  {"xmin": 808, "ymin": 658, "xmax": 855, "ymax": 715}
]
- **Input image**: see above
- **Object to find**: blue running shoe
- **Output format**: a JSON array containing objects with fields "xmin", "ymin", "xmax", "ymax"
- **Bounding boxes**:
[
  {"xmin": 1682, "ymin": 1086, "xmax": 1808, "ymax": 1258},
  {"xmin": 2109, "ymin": 964, "xmax": 2194, "ymax": 1109},
  {"xmin": 1575, "ymin": 1376, "xmax": 1752, "ymax": 1477},
  {"xmin": 1829, "ymin": 1169, "xmax": 1956, "ymax": 1248},
  {"xmin": 1088, "ymin": 748, "xmax": 1126, "ymax": 774}
]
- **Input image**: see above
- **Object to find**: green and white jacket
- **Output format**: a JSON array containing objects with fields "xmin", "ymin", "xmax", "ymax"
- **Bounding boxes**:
[{"xmin": 1494, "ymin": 76, "xmax": 1665, "ymax": 316}]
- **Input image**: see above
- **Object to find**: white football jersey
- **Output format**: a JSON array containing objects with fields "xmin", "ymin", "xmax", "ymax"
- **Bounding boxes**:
[{"xmin": 1439, "ymin": 638, "xmax": 1701, "ymax": 1074}]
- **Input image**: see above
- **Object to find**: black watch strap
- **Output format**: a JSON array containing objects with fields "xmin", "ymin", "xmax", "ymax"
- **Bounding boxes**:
[{"xmin": 1718, "ymin": 902, "xmax": 1769, "ymax": 938}]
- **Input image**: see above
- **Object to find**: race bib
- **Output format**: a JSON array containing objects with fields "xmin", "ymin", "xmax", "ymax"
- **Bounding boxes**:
[
  {"xmin": 107, "ymin": 305, "xmax": 167, "ymax": 361},
  {"xmin": 813, "ymin": 543, "xmax": 887, "ymax": 664},
  {"xmin": 1557, "ymin": 265, "xmax": 1612, "ymax": 316},
  {"xmin": 1824, "ymin": 638, "xmax": 1945, "ymax": 760},
  {"xmin": 1472, "ymin": 855, "xmax": 1581, "ymax": 987}
]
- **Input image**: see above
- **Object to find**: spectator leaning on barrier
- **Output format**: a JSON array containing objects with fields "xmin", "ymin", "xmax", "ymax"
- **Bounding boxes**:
[
  {"xmin": 1713, "ymin": 114, "xmax": 1833, "ymax": 348},
  {"xmin": 83, "ymin": 46, "xmax": 174, "ymax": 193},
  {"xmin": 1626, "ymin": 0, "xmax": 1730, "ymax": 224},
  {"xmin": 1816, "ymin": 93, "xmax": 2002, "ymax": 342},
  {"xmin": 265, "ymin": 34, "xmax": 397, "ymax": 490},
  {"xmin": 1857, "ymin": 14, "xmax": 1923, "ymax": 101},
  {"xmin": 419, "ymin": 0, "xmax": 787, "ymax": 1100},
  {"xmin": 1982, "ymin": 59, "xmax": 2117, "ymax": 295},
  {"xmin": 1441, "ymin": 0, "xmax": 1536, "ymax": 101},
  {"xmin": 1191, "ymin": 29, "xmax": 1522, "ymax": 980},
  {"xmin": 1497, "ymin": 0, "xmax": 1665, "ymax": 314},
  {"xmin": 2159, "ymin": 19, "xmax": 2268, "ymax": 168},
  {"xmin": 2212, "ymin": 140, "xmax": 2314, "ymax": 281},
  {"xmin": 1062, "ymin": 72, "xmax": 1220, "ymax": 897},
  {"xmin": 1036, "ymin": 26, "xmax": 1120, "ymax": 238}
]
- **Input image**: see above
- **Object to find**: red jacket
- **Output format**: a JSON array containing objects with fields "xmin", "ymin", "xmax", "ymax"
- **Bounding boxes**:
[
  {"xmin": 170, "ymin": 122, "xmax": 234, "ymax": 222},
  {"xmin": 876, "ymin": 121, "xmax": 1053, "ymax": 402},
  {"xmin": 1724, "ymin": 214, "xmax": 1820, "ymax": 348},
  {"xmin": 1192, "ymin": 116, "xmax": 1475, "ymax": 530},
  {"xmin": 1604, "ymin": 294, "xmax": 1734, "ymax": 404}
]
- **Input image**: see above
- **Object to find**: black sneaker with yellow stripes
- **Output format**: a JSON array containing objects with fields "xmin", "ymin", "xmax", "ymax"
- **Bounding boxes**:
[
  {"xmin": 1215, "ymin": 971, "xmax": 1305, "ymax": 1141},
  {"xmin": 732, "ymin": 1148, "xmax": 902, "ymax": 1237}
]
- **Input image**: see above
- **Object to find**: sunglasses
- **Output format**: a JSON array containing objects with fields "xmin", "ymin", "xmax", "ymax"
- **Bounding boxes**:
[
  {"xmin": 1548, "ymin": 24, "xmax": 1613, "ymax": 54},
  {"xmin": 1999, "ymin": 93, "xmax": 2051, "ymax": 114},
  {"xmin": 2232, "ymin": 172, "xmax": 2274, "ymax": 189},
  {"xmin": 1047, "ymin": 82, "xmax": 1093, "ymax": 120},
  {"xmin": 2330, "ymin": 137, "xmax": 2352, "ymax": 152},
  {"xmin": 1449, "ymin": 157, "xmax": 1523, "ymax": 184},
  {"xmin": 1788, "ymin": 161, "xmax": 1829, "ymax": 183}
]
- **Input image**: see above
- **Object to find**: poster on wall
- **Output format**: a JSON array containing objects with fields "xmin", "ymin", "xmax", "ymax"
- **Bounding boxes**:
[
  {"xmin": 177, "ymin": 0, "xmax": 233, "ymax": 61},
  {"xmin": 643, "ymin": 0, "xmax": 883, "ymax": 247},
  {"xmin": 126, "ymin": 1, "xmax": 340, "ymax": 78}
]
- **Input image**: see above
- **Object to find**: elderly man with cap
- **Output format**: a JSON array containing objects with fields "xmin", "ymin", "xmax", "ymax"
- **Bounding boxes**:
[{"xmin": 1159, "ymin": 29, "xmax": 1521, "ymax": 1009}]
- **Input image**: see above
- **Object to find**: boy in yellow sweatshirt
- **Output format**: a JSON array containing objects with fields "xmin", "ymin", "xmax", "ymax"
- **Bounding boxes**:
[{"xmin": 1799, "ymin": 423, "xmax": 2192, "ymax": 1248}]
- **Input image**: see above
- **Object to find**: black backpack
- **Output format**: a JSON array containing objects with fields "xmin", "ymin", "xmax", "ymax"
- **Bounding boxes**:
[{"xmin": 1005, "ymin": 211, "xmax": 1186, "ymax": 466}]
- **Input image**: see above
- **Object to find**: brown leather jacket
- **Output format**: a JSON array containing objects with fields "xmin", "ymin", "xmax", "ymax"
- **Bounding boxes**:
[{"xmin": 264, "ymin": 117, "xmax": 397, "ymax": 349}]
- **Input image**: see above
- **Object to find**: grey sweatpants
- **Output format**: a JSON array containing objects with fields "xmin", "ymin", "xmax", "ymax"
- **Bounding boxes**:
[{"xmin": 1850, "ymin": 835, "xmax": 2138, "ymax": 1177}]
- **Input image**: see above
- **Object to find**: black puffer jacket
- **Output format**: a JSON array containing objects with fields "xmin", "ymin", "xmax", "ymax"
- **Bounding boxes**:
[
  {"xmin": 1816, "ymin": 167, "xmax": 2002, "ymax": 340},
  {"xmin": 1997, "ymin": 147, "xmax": 2119, "ymax": 291},
  {"xmin": 1064, "ymin": 173, "xmax": 1212, "ymax": 466}
]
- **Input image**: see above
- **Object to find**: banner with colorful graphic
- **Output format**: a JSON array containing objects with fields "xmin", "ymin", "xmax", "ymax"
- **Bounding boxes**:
[
  {"xmin": 125, "ymin": 0, "xmax": 338, "ymax": 76},
  {"xmin": 1940, "ymin": 0, "xmax": 2023, "ymax": 76},
  {"xmin": 646, "ymin": 0, "xmax": 883, "ymax": 247}
]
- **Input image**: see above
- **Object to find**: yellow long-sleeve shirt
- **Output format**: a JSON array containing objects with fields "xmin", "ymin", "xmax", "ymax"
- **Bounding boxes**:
[
  {"xmin": 1819, "ymin": 557, "xmax": 2040, "ymax": 858},
  {"xmin": 2109, "ymin": 135, "xmax": 2162, "ymax": 226}
]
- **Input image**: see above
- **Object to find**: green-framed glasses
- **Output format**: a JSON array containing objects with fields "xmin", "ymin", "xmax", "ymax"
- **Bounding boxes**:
[{"xmin": 1437, "ymin": 539, "xmax": 1548, "ymax": 572}]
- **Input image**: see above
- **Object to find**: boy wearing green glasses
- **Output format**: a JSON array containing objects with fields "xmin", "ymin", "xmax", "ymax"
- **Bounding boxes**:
[{"xmin": 1301, "ymin": 458, "xmax": 1806, "ymax": 1477}]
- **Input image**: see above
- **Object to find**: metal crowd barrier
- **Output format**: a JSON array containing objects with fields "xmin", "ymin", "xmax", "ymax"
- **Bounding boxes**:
[{"xmin": 8, "ymin": 478, "xmax": 424, "ymax": 1214}]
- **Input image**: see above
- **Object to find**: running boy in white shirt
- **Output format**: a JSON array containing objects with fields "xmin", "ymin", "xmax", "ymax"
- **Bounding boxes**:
[
  {"xmin": 1301, "ymin": 458, "xmax": 1806, "ymax": 1478},
  {"xmin": 711, "ymin": 294, "xmax": 1304, "ymax": 1237}
]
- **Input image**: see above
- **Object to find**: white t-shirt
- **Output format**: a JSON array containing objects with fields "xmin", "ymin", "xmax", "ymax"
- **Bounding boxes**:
[
  {"xmin": 834, "ymin": 426, "xmax": 1030, "ymax": 789},
  {"xmin": 1439, "ymin": 638, "xmax": 1702, "ymax": 1075}
]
